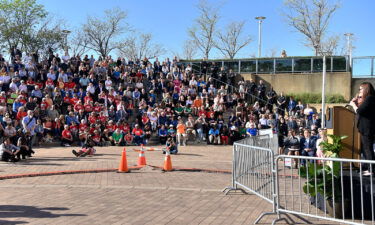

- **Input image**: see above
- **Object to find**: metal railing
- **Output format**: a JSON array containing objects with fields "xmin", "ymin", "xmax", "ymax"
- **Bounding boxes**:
[
  {"xmin": 224, "ymin": 136, "xmax": 375, "ymax": 225},
  {"xmin": 274, "ymin": 155, "xmax": 375, "ymax": 225},
  {"xmin": 180, "ymin": 56, "xmax": 349, "ymax": 75},
  {"xmin": 352, "ymin": 56, "xmax": 375, "ymax": 77}
]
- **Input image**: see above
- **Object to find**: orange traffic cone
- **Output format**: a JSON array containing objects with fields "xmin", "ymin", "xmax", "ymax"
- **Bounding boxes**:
[
  {"xmin": 118, "ymin": 148, "xmax": 129, "ymax": 173},
  {"xmin": 137, "ymin": 144, "xmax": 146, "ymax": 166},
  {"xmin": 163, "ymin": 150, "xmax": 173, "ymax": 171}
]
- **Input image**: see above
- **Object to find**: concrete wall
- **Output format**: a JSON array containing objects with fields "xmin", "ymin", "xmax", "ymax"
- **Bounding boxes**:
[
  {"xmin": 351, "ymin": 78, "xmax": 375, "ymax": 98},
  {"xmin": 242, "ymin": 72, "xmax": 352, "ymax": 101}
]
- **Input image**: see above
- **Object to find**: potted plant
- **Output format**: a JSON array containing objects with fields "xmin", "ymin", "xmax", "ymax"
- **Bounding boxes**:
[{"xmin": 299, "ymin": 135, "xmax": 348, "ymax": 218}]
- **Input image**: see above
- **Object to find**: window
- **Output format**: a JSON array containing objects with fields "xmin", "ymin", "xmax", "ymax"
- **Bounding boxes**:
[
  {"xmin": 294, "ymin": 58, "xmax": 311, "ymax": 72},
  {"xmin": 258, "ymin": 60, "xmax": 274, "ymax": 73},
  {"xmin": 240, "ymin": 60, "xmax": 256, "ymax": 73},
  {"xmin": 275, "ymin": 59, "xmax": 293, "ymax": 72}
]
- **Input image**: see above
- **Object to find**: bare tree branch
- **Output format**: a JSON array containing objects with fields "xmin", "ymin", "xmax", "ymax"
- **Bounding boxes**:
[
  {"xmin": 81, "ymin": 8, "xmax": 128, "ymax": 58},
  {"xmin": 119, "ymin": 32, "xmax": 165, "ymax": 61},
  {"xmin": 215, "ymin": 21, "xmax": 252, "ymax": 59},
  {"xmin": 283, "ymin": 0, "xmax": 340, "ymax": 56},
  {"xmin": 188, "ymin": 0, "xmax": 219, "ymax": 59},
  {"xmin": 182, "ymin": 40, "xmax": 197, "ymax": 60}
]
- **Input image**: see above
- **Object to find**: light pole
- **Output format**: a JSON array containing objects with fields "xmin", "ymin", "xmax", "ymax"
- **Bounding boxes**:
[
  {"xmin": 321, "ymin": 54, "xmax": 327, "ymax": 128},
  {"xmin": 255, "ymin": 16, "xmax": 266, "ymax": 58},
  {"xmin": 344, "ymin": 33, "xmax": 354, "ymax": 68},
  {"xmin": 61, "ymin": 30, "xmax": 71, "ymax": 54}
]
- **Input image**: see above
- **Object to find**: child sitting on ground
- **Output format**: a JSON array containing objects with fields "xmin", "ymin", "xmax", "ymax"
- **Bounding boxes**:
[{"xmin": 72, "ymin": 135, "xmax": 96, "ymax": 157}]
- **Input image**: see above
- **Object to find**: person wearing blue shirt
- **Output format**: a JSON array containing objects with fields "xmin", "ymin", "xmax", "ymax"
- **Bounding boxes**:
[
  {"xmin": 65, "ymin": 112, "xmax": 79, "ymax": 125},
  {"xmin": 208, "ymin": 125, "xmax": 221, "ymax": 144},
  {"xmin": 158, "ymin": 125, "xmax": 168, "ymax": 144},
  {"xmin": 12, "ymin": 98, "xmax": 22, "ymax": 113},
  {"xmin": 246, "ymin": 123, "xmax": 258, "ymax": 137}
]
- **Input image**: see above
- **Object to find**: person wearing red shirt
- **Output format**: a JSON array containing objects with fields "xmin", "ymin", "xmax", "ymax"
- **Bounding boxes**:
[
  {"xmin": 61, "ymin": 125, "xmax": 73, "ymax": 147},
  {"xmin": 122, "ymin": 122, "xmax": 130, "ymax": 134},
  {"xmin": 0, "ymin": 92, "xmax": 6, "ymax": 106},
  {"xmin": 70, "ymin": 94, "xmax": 80, "ymax": 106},
  {"xmin": 16, "ymin": 107, "xmax": 27, "ymax": 121},
  {"xmin": 198, "ymin": 106, "xmax": 207, "ymax": 117},
  {"xmin": 79, "ymin": 120, "xmax": 88, "ymax": 132},
  {"xmin": 84, "ymin": 102, "xmax": 93, "ymax": 114},
  {"xmin": 87, "ymin": 112, "xmax": 97, "ymax": 125},
  {"xmin": 63, "ymin": 95, "xmax": 71, "ymax": 105},
  {"xmin": 132, "ymin": 124, "xmax": 144, "ymax": 146},
  {"xmin": 106, "ymin": 120, "xmax": 116, "ymax": 134},
  {"xmin": 74, "ymin": 100, "xmax": 84, "ymax": 112},
  {"xmin": 91, "ymin": 130, "xmax": 102, "ymax": 146},
  {"xmin": 84, "ymin": 94, "xmax": 93, "ymax": 104},
  {"xmin": 35, "ymin": 81, "xmax": 44, "ymax": 89},
  {"xmin": 65, "ymin": 78, "xmax": 76, "ymax": 90},
  {"xmin": 93, "ymin": 103, "xmax": 102, "ymax": 113},
  {"xmin": 98, "ymin": 112, "xmax": 107, "ymax": 124},
  {"xmin": 45, "ymin": 78, "xmax": 54, "ymax": 92}
]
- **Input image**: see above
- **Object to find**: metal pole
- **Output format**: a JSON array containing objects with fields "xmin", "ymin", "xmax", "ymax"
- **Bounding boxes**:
[
  {"xmin": 321, "ymin": 55, "xmax": 326, "ymax": 128},
  {"xmin": 255, "ymin": 17, "xmax": 266, "ymax": 58},
  {"xmin": 344, "ymin": 33, "xmax": 354, "ymax": 69},
  {"xmin": 258, "ymin": 20, "xmax": 262, "ymax": 58}
]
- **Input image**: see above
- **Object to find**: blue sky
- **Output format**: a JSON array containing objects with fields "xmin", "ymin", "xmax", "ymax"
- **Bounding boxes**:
[{"xmin": 39, "ymin": 0, "xmax": 375, "ymax": 59}]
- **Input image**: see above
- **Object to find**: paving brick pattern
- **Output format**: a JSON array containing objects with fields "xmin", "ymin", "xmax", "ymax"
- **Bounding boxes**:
[{"xmin": 0, "ymin": 145, "xmax": 340, "ymax": 224}]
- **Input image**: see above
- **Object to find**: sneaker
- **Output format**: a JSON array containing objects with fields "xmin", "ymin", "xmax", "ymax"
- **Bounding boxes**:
[
  {"xmin": 64, "ymin": 144, "xmax": 71, "ymax": 147},
  {"xmin": 72, "ymin": 150, "xmax": 79, "ymax": 157}
]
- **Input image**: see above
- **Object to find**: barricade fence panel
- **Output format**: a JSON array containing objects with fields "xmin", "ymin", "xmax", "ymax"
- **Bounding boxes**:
[
  {"xmin": 225, "ymin": 135, "xmax": 375, "ymax": 225},
  {"xmin": 275, "ymin": 155, "xmax": 375, "ymax": 225},
  {"xmin": 232, "ymin": 143, "xmax": 274, "ymax": 203}
]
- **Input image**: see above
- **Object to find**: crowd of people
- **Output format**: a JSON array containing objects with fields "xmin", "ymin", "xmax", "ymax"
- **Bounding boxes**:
[{"xmin": 0, "ymin": 49, "xmax": 327, "ymax": 162}]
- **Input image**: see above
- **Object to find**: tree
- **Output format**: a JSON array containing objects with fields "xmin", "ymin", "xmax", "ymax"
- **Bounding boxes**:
[
  {"xmin": 215, "ymin": 21, "xmax": 252, "ymax": 59},
  {"xmin": 82, "ymin": 8, "xmax": 128, "ymax": 58},
  {"xmin": 119, "ymin": 32, "xmax": 165, "ymax": 61},
  {"xmin": 0, "ymin": 0, "xmax": 47, "ymax": 52},
  {"xmin": 283, "ymin": 0, "xmax": 340, "ymax": 56},
  {"xmin": 182, "ymin": 40, "xmax": 197, "ymax": 60},
  {"xmin": 188, "ymin": 0, "xmax": 219, "ymax": 59},
  {"xmin": 69, "ymin": 29, "xmax": 90, "ymax": 57},
  {"xmin": 21, "ymin": 18, "xmax": 65, "ymax": 59}
]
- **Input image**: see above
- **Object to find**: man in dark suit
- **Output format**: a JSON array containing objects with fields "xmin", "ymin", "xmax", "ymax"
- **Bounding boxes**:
[{"xmin": 300, "ymin": 129, "xmax": 317, "ymax": 166}]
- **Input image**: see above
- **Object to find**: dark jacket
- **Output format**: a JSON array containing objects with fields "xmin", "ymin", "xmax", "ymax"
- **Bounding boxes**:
[
  {"xmin": 299, "ymin": 136, "xmax": 317, "ymax": 156},
  {"xmin": 357, "ymin": 95, "xmax": 375, "ymax": 136}
]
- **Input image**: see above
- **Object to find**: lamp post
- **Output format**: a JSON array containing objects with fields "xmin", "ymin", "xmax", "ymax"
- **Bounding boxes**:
[
  {"xmin": 61, "ymin": 30, "xmax": 71, "ymax": 54},
  {"xmin": 344, "ymin": 33, "xmax": 354, "ymax": 68},
  {"xmin": 255, "ymin": 16, "xmax": 266, "ymax": 58},
  {"xmin": 321, "ymin": 54, "xmax": 327, "ymax": 128}
]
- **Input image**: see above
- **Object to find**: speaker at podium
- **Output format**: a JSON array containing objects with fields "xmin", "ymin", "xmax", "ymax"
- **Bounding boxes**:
[{"xmin": 325, "ymin": 106, "xmax": 361, "ymax": 160}]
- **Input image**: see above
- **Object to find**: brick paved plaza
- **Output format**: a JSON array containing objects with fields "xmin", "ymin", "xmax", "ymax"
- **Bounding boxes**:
[{"xmin": 0, "ymin": 145, "xmax": 339, "ymax": 225}]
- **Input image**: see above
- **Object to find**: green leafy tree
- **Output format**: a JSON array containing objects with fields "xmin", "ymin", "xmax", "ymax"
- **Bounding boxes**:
[{"xmin": 0, "ymin": 0, "xmax": 47, "ymax": 53}]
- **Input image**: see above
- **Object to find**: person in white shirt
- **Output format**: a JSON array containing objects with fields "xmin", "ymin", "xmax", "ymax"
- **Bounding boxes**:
[
  {"xmin": 86, "ymin": 83, "xmax": 96, "ymax": 95},
  {"xmin": 9, "ymin": 79, "xmax": 18, "ymax": 92},
  {"xmin": 19, "ymin": 80, "xmax": 28, "ymax": 93},
  {"xmin": 47, "ymin": 69, "xmax": 56, "ymax": 81},
  {"xmin": 104, "ymin": 76, "xmax": 112, "ymax": 90}
]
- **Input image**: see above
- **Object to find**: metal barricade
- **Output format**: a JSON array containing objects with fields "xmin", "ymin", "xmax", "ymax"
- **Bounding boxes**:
[
  {"xmin": 273, "ymin": 155, "xmax": 375, "ymax": 225},
  {"xmin": 224, "ymin": 143, "xmax": 275, "ymax": 202}
]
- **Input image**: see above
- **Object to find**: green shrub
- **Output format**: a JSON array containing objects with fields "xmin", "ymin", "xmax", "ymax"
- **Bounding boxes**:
[{"xmin": 286, "ymin": 93, "xmax": 346, "ymax": 104}]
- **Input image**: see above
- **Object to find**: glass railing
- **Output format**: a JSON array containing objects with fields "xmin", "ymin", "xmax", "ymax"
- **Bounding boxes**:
[
  {"xmin": 180, "ymin": 56, "xmax": 349, "ymax": 74},
  {"xmin": 352, "ymin": 57, "xmax": 374, "ymax": 77}
]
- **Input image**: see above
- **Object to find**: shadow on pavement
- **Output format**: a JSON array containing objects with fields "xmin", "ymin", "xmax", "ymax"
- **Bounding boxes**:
[
  {"xmin": 0, "ymin": 205, "xmax": 86, "ymax": 218},
  {"xmin": 0, "ymin": 220, "xmax": 27, "ymax": 224},
  {"xmin": 177, "ymin": 153, "xmax": 203, "ymax": 156}
]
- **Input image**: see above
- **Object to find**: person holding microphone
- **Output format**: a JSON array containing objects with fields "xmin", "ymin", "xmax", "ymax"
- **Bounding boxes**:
[{"xmin": 349, "ymin": 82, "xmax": 375, "ymax": 176}]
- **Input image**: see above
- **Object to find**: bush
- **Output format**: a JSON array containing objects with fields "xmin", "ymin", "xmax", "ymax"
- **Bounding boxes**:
[{"xmin": 286, "ymin": 93, "xmax": 346, "ymax": 104}]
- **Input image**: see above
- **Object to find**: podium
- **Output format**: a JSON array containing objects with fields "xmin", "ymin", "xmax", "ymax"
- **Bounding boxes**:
[{"xmin": 325, "ymin": 106, "xmax": 361, "ymax": 160}]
